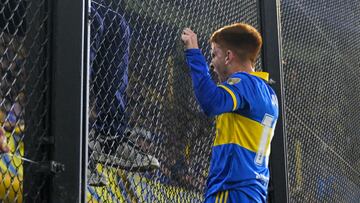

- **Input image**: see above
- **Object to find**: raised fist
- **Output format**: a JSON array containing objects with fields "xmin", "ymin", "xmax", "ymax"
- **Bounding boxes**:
[{"xmin": 181, "ymin": 28, "xmax": 199, "ymax": 49}]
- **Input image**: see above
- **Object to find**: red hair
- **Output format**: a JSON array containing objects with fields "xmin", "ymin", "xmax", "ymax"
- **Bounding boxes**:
[{"xmin": 210, "ymin": 23, "xmax": 262, "ymax": 65}]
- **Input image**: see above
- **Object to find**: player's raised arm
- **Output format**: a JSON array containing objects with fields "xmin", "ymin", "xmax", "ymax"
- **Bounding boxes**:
[{"xmin": 181, "ymin": 28, "xmax": 242, "ymax": 116}]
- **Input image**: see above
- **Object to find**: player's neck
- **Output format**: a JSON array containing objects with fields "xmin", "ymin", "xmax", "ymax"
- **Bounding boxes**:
[{"xmin": 227, "ymin": 63, "xmax": 254, "ymax": 76}]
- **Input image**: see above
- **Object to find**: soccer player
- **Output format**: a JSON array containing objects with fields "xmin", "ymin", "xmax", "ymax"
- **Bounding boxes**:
[
  {"xmin": 88, "ymin": 2, "xmax": 159, "ymax": 186},
  {"xmin": 181, "ymin": 23, "xmax": 279, "ymax": 202}
]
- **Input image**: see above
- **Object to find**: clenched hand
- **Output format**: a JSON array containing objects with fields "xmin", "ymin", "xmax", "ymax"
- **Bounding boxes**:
[{"xmin": 181, "ymin": 28, "xmax": 199, "ymax": 49}]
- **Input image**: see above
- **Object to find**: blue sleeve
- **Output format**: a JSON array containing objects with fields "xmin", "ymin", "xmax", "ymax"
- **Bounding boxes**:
[{"xmin": 184, "ymin": 49, "xmax": 247, "ymax": 117}]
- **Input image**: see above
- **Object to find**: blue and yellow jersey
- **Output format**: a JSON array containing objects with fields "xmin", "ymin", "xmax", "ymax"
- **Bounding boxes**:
[{"xmin": 185, "ymin": 49, "xmax": 278, "ymax": 202}]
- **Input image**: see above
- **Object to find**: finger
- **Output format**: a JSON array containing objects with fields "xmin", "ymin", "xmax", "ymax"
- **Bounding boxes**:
[
  {"xmin": 184, "ymin": 28, "xmax": 195, "ymax": 35},
  {"xmin": 182, "ymin": 30, "xmax": 190, "ymax": 36},
  {"xmin": 184, "ymin": 27, "xmax": 192, "ymax": 32},
  {"xmin": 181, "ymin": 31, "xmax": 189, "ymax": 36},
  {"xmin": 181, "ymin": 34, "xmax": 188, "ymax": 38},
  {"xmin": 182, "ymin": 28, "xmax": 194, "ymax": 35}
]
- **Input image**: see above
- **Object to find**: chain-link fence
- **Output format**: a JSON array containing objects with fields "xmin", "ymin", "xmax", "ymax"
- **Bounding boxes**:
[
  {"xmin": 281, "ymin": 0, "xmax": 360, "ymax": 202},
  {"xmin": 86, "ymin": 0, "xmax": 261, "ymax": 202},
  {"xmin": 0, "ymin": 0, "xmax": 51, "ymax": 202},
  {"xmin": 2, "ymin": 0, "xmax": 360, "ymax": 202}
]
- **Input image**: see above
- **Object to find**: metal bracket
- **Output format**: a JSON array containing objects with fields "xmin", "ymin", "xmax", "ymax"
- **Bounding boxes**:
[
  {"xmin": 6, "ymin": 152, "xmax": 65, "ymax": 174},
  {"xmin": 37, "ymin": 161, "xmax": 66, "ymax": 174},
  {"xmin": 269, "ymin": 78, "xmax": 276, "ymax": 85}
]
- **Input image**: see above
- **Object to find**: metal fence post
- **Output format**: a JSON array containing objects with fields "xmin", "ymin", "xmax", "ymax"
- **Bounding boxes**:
[
  {"xmin": 259, "ymin": 0, "xmax": 289, "ymax": 202},
  {"xmin": 50, "ymin": 0, "xmax": 89, "ymax": 202}
]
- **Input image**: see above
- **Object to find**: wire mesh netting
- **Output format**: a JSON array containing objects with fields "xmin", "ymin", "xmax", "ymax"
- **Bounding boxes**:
[
  {"xmin": 86, "ymin": 0, "xmax": 261, "ymax": 202},
  {"xmin": 0, "ymin": 0, "xmax": 51, "ymax": 202},
  {"xmin": 281, "ymin": 0, "xmax": 360, "ymax": 202}
]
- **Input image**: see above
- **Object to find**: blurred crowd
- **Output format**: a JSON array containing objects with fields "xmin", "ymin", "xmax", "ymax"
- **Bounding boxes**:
[{"xmin": 0, "ymin": 34, "xmax": 26, "ymax": 134}]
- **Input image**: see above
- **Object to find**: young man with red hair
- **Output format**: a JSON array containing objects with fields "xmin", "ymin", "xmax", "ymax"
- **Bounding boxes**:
[{"xmin": 181, "ymin": 23, "xmax": 278, "ymax": 202}]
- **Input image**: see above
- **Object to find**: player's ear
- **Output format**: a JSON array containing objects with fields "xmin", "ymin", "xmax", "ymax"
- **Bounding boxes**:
[{"xmin": 225, "ymin": 50, "xmax": 234, "ymax": 65}]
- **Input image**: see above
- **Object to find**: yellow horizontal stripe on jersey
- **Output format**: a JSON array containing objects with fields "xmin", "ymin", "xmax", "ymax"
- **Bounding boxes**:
[
  {"xmin": 218, "ymin": 85, "xmax": 237, "ymax": 111},
  {"xmin": 214, "ymin": 113, "xmax": 273, "ymax": 155}
]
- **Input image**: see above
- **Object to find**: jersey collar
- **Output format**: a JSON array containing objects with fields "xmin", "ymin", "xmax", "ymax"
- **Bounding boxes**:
[{"xmin": 249, "ymin": 72, "xmax": 269, "ymax": 82}]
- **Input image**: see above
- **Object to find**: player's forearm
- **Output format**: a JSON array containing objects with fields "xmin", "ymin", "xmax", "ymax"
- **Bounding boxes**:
[{"xmin": 185, "ymin": 49, "xmax": 233, "ymax": 116}]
